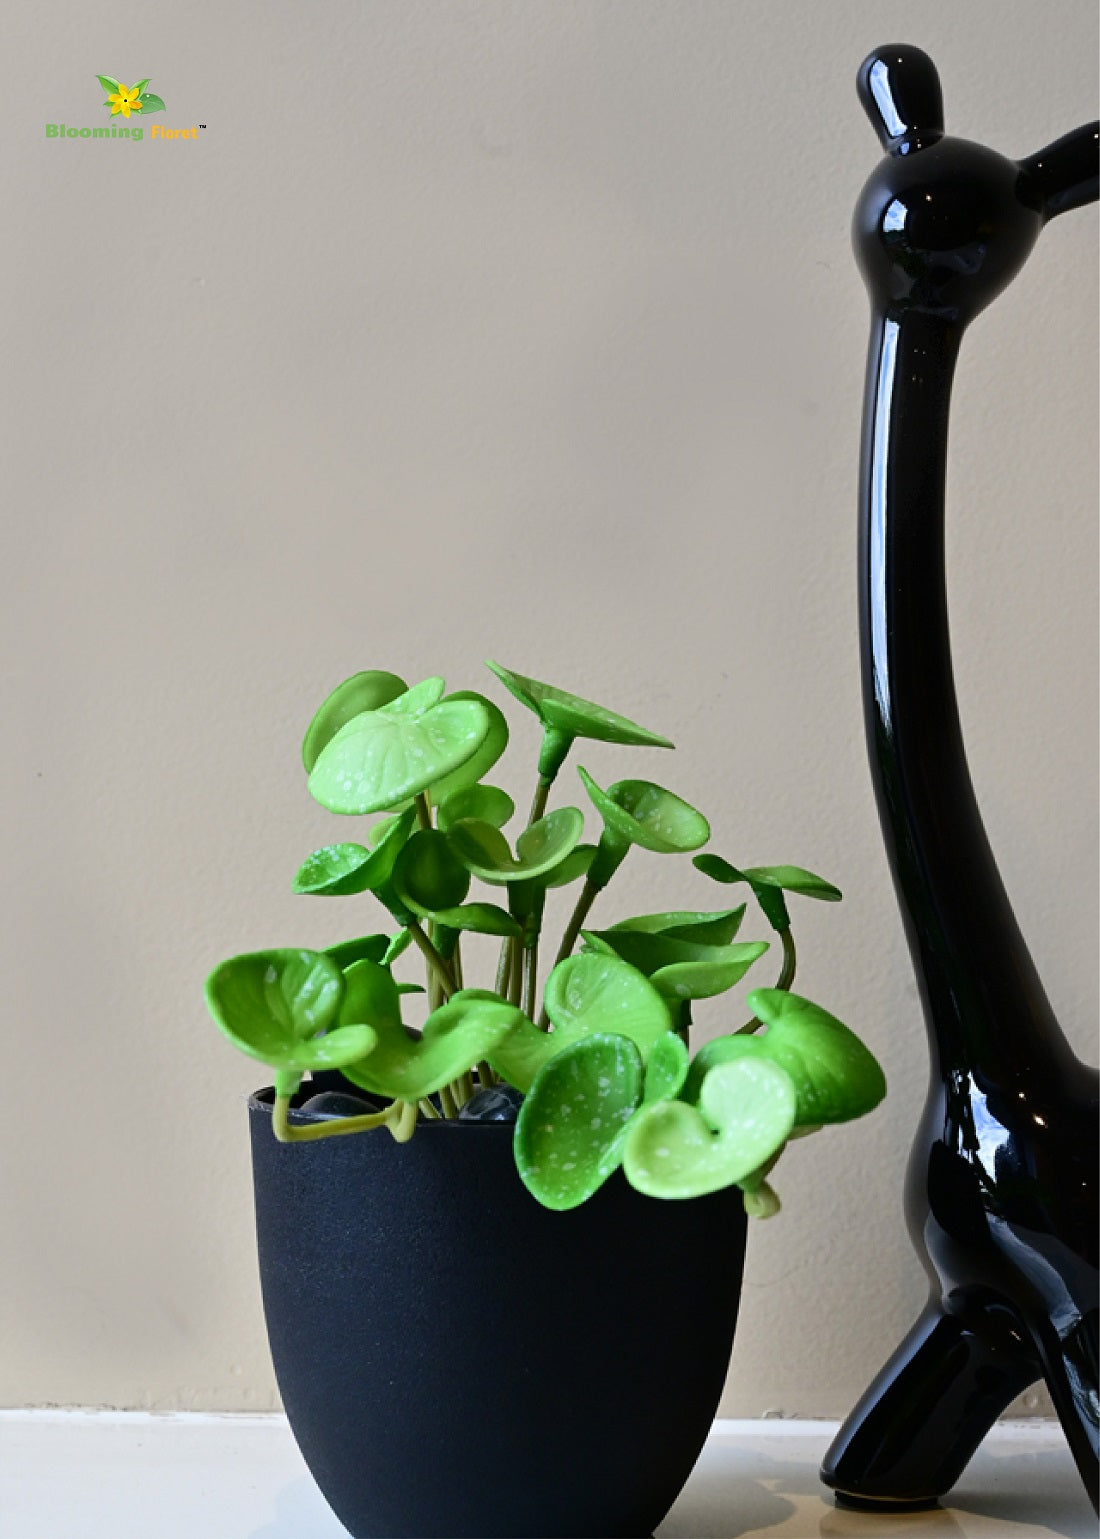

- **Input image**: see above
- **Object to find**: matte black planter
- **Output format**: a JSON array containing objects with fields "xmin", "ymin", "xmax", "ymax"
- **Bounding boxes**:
[{"xmin": 249, "ymin": 1089, "xmax": 748, "ymax": 1539}]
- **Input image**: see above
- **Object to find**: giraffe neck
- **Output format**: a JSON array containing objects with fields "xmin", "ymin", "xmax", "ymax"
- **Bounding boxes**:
[{"xmin": 859, "ymin": 307, "xmax": 1074, "ymax": 1086}]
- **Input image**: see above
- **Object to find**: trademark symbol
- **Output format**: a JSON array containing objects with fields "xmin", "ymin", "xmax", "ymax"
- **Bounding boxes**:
[{"xmin": 199, "ymin": 123, "xmax": 206, "ymax": 129}]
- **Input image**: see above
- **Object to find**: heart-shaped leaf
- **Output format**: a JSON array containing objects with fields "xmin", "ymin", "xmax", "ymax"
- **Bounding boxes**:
[
  {"xmin": 137, "ymin": 92, "xmax": 165, "ymax": 112},
  {"xmin": 340, "ymin": 988, "xmax": 526, "ymax": 1101},
  {"xmin": 204, "ymin": 949, "xmax": 376, "ymax": 1074},
  {"xmin": 294, "ymin": 807, "xmax": 417, "ymax": 897},
  {"xmin": 623, "ymin": 1057, "xmax": 797, "ymax": 1199},
  {"xmin": 581, "ymin": 928, "xmax": 769, "ymax": 1002},
  {"xmin": 745, "ymin": 989, "xmax": 886, "ymax": 1126},
  {"xmin": 309, "ymin": 685, "xmax": 490, "ymax": 815},
  {"xmin": 301, "ymin": 670, "xmax": 408, "ymax": 771},
  {"xmin": 608, "ymin": 907, "xmax": 747, "ymax": 945},
  {"xmin": 392, "ymin": 829, "xmax": 471, "ymax": 914},
  {"xmin": 436, "ymin": 783, "xmax": 515, "ymax": 832},
  {"xmin": 514, "ymin": 1033, "xmax": 644, "ymax": 1210},
  {"xmin": 428, "ymin": 692, "xmax": 509, "ymax": 801},
  {"xmin": 97, "ymin": 74, "xmax": 121, "ymax": 93},
  {"xmin": 447, "ymin": 807, "xmax": 584, "ymax": 885}
]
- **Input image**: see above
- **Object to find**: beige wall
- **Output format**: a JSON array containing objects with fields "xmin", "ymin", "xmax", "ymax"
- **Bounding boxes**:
[{"xmin": 2, "ymin": 1, "xmax": 1095, "ymax": 1418}]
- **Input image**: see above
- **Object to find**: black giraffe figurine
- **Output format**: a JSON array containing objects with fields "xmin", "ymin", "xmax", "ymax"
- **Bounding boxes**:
[{"xmin": 820, "ymin": 47, "xmax": 1099, "ymax": 1513}]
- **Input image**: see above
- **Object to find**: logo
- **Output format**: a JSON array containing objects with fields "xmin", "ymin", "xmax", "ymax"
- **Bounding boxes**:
[
  {"xmin": 45, "ymin": 75, "xmax": 204, "ymax": 142},
  {"xmin": 98, "ymin": 74, "xmax": 165, "ymax": 120}
]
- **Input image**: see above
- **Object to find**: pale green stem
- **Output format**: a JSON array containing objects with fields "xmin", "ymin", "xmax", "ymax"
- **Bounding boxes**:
[
  {"xmin": 494, "ymin": 937, "xmax": 511, "ymax": 998},
  {"xmin": 522, "ymin": 939, "xmax": 538, "ymax": 1021},
  {"xmin": 538, "ymin": 877, "xmax": 599, "ymax": 1027},
  {"xmin": 273, "ymin": 1094, "xmax": 398, "ymax": 1143},
  {"xmin": 438, "ymin": 1083, "xmax": 459, "ymax": 1119},
  {"xmin": 418, "ymin": 1097, "xmax": 442, "ymax": 1120},
  {"xmin": 414, "ymin": 792, "xmax": 433, "ymax": 831},
  {"xmin": 405, "ymin": 917, "xmax": 457, "ymax": 997},
  {"xmin": 451, "ymin": 938, "xmax": 464, "ymax": 990},
  {"xmin": 736, "ymin": 929, "xmax": 797, "ymax": 1034},
  {"xmin": 508, "ymin": 938, "xmax": 522, "ymax": 1007},
  {"xmin": 476, "ymin": 1060, "xmax": 498, "ymax": 1089},
  {"xmin": 389, "ymin": 1099, "xmax": 419, "ymax": 1143},
  {"xmin": 527, "ymin": 776, "xmax": 551, "ymax": 827}
]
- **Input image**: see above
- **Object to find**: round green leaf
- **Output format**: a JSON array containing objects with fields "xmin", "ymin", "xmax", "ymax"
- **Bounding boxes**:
[
  {"xmin": 643, "ymin": 1031, "xmax": 690, "ymax": 1104},
  {"xmin": 680, "ymin": 1031, "xmax": 762, "ymax": 1104},
  {"xmin": 544, "ymin": 951, "xmax": 671, "ymax": 1048},
  {"xmin": 392, "ymin": 829, "xmax": 470, "ymax": 915},
  {"xmin": 324, "ymin": 933, "xmax": 391, "ymax": 969},
  {"xmin": 428, "ymin": 692, "xmax": 509, "ymax": 801},
  {"xmin": 514, "ymin": 1033, "xmax": 644, "ymax": 1210},
  {"xmin": 745, "ymin": 989, "xmax": 886, "ymax": 1126},
  {"xmin": 309, "ymin": 689, "xmax": 491, "ymax": 815},
  {"xmin": 301, "ymin": 670, "xmax": 408, "ymax": 772},
  {"xmin": 581, "ymin": 928, "xmax": 769, "ymax": 1002},
  {"xmin": 542, "ymin": 843, "xmax": 597, "ymax": 888},
  {"xmin": 204, "ymin": 948, "xmax": 375, "ymax": 1072},
  {"xmin": 341, "ymin": 989, "xmax": 526, "ymax": 1101},
  {"xmin": 337, "ymin": 958, "xmax": 403, "ymax": 1033},
  {"xmin": 623, "ymin": 1057, "xmax": 796, "ymax": 1199},
  {"xmin": 580, "ymin": 768, "xmax": 709, "ymax": 886},
  {"xmin": 486, "ymin": 661, "xmax": 673, "ymax": 751},
  {"xmin": 295, "ymin": 807, "xmax": 417, "ymax": 897},
  {"xmin": 446, "ymin": 807, "xmax": 584, "ymax": 885},
  {"xmin": 429, "ymin": 902, "xmax": 522, "ymax": 938},
  {"xmin": 436, "ymin": 783, "xmax": 515, "ymax": 832},
  {"xmin": 608, "ymin": 907, "xmax": 747, "ymax": 945}
]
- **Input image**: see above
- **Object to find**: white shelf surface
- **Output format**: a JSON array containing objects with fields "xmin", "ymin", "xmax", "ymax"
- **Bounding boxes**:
[{"xmin": 0, "ymin": 1412, "xmax": 1089, "ymax": 1539}]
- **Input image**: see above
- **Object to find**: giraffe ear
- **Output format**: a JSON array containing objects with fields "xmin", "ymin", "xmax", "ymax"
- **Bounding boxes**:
[{"xmin": 858, "ymin": 45, "xmax": 944, "ymax": 155}]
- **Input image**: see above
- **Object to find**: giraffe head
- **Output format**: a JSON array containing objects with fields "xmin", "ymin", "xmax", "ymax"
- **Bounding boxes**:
[{"xmin": 853, "ymin": 45, "xmax": 1098, "ymax": 327}]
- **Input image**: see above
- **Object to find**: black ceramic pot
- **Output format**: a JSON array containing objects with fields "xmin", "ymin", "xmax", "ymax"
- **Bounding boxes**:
[{"xmin": 249, "ymin": 1088, "xmax": 748, "ymax": 1539}]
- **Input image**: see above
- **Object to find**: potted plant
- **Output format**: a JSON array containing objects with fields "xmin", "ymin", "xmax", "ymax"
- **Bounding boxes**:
[{"xmin": 205, "ymin": 663, "xmax": 886, "ymax": 1539}]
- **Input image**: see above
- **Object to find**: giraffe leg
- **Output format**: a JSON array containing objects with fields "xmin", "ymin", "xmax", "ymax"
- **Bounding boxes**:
[
  {"xmin": 820, "ymin": 1296, "xmax": 1039, "ymax": 1509},
  {"xmin": 1027, "ymin": 1307, "xmax": 1099, "ymax": 1512}
]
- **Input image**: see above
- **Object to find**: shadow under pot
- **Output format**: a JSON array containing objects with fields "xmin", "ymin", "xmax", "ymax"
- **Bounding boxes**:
[{"xmin": 249, "ymin": 1087, "xmax": 749, "ymax": 1539}]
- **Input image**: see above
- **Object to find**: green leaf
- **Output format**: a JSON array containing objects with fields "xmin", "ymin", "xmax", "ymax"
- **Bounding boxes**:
[
  {"xmin": 643, "ymin": 1031, "xmax": 690, "ymax": 1104},
  {"xmin": 742, "ymin": 865, "xmax": 842, "ymax": 902},
  {"xmin": 204, "ymin": 948, "xmax": 376, "ymax": 1073},
  {"xmin": 341, "ymin": 989, "xmax": 526, "ymax": 1101},
  {"xmin": 608, "ymin": 906, "xmax": 747, "ymax": 945},
  {"xmin": 96, "ymin": 75, "xmax": 121, "ymax": 94},
  {"xmin": 446, "ymin": 807, "xmax": 584, "ymax": 885},
  {"xmin": 337, "ymin": 958, "xmax": 403, "ymax": 1033},
  {"xmin": 436, "ymin": 783, "xmax": 514, "ymax": 832},
  {"xmin": 132, "ymin": 79, "xmax": 150, "ymax": 96},
  {"xmin": 292, "ymin": 842, "xmax": 374, "ymax": 896},
  {"xmin": 428, "ymin": 692, "xmax": 509, "ymax": 801},
  {"xmin": 745, "ymin": 989, "xmax": 886, "ymax": 1126},
  {"xmin": 392, "ymin": 829, "xmax": 470, "ymax": 914},
  {"xmin": 428, "ymin": 902, "xmax": 522, "ymax": 938},
  {"xmin": 680, "ymin": 1031, "xmax": 762, "ymax": 1104},
  {"xmin": 541, "ymin": 843, "xmax": 597, "ymax": 888},
  {"xmin": 324, "ymin": 933, "xmax": 391, "ymax": 968},
  {"xmin": 309, "ymin": 684, "xmax": 490, "ymax": 815},
  {"xmin": 579, "ymin": 768, "xmax": 709, "ymax": 886},
  {"xmin": 581, "ymin": 928, "xmax": 768, "ymax": 1002},
  {"xmin": 486, "ymin": 661, "xmax": 673, "ymax": 752},
  {"xmin": 137, "ymin": 92, "xmax": 165, "ymax": 112},
  {"xmin": 301, "ymin": 670, "xmax": 408, "ymax": 772},
  {"xmin": 544, "ymin": 951, "xmax": 671, "ymax": 1047},
  {"xmin": 623, "ymin": 1057, "xmax": 797, "ymax": 1199},
  {"xmin": 294, "ymin": 808, "xmax": 416, "ymax": 897},
  {"xmin": 514, "ymin": 1033, "xmax": 644, "ymax": 1210}
]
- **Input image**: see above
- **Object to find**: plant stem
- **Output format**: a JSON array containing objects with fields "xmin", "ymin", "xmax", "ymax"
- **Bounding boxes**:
[
  {"xmin": 418, "ymin": 1097, "xmax": 441, "ymax": 1119},
  {"xmin": 736, "ymin": 928, "xmax": 797, "ymax": 1033},
  {"xmin": 438, "ymin": 1083, "xmax": 459, "ymax": 1119},
  {"xmin": 508, "ymin": 938, "xmax": 522, "ymax": 1007},
  {"xmin": 272, "ymin": 1094, "xmax": 399, "ymax": 1142},
  {"xmin": 494, "ymin": 936, "xmax": 512, "ymax": 997},
  {"xmin": 415, "ymin": 792, "xmax": 433, "ymax": 831},
  {"xmin": 405, "ymin": 917, "xmax": 457, "ymax": 997},
  {"xmin": 390, "ymin": 1100, "xmax": 419, "ymax": 1143},
  {"xmin": 537, "ymin": 877, "xmax": 599, "ymax": 1026},
  {"xmin": 522, "ymin": 939, "xmax": 538, "ymax": 1020},
  {"xmin": 451, "ymin": 937, "xmax": 464, "ymax": 990},
  {"xmin": 477, "ymin": 1060, "xmax": 498, "ymax": 1089},
  {"xmin": 527, "ymin": 776, "xmax": 551, "ymax": 827}
]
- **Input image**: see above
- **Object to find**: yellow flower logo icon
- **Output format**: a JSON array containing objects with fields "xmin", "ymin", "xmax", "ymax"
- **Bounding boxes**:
[{"xmin": 97, "ymin": 75, "xmax": 165, "ymax": 118}]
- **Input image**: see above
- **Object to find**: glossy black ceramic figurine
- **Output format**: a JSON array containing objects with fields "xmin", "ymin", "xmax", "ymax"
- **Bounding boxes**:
[{"xmin": 820, "ymin": 46, "xmax": 1099, "ymax": 1513}]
